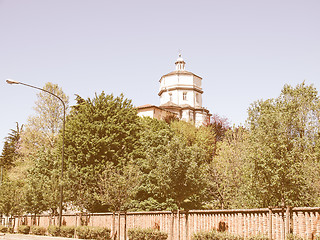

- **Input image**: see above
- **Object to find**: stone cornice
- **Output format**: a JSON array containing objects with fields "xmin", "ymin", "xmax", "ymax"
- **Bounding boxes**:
[
  {"xmin": 160, "ymin": 105, "xmax": 211, "ymax": 115},
  {"xmin": 158, "ymin": 86, "xmax": 203, "ymax": 96},
  {"xmin": 159, "ymin": 70, "xmax": 202, "ymax": 82}
]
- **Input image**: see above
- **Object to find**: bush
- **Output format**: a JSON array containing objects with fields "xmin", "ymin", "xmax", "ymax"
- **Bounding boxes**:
[
  {"xmin": 192, "ymin": 230, "xmax": 269, "ymax": 240},
  {"xmin": 60, "ymin": 226, "xmax": 75, "ymax": 238},
  {"xmin": 128, "ymin": 228, "xmax": 168, "ymax": 240},
  {"xmin": 48, "ymin": 225, "xmax": 60, "ymax": 237},
  {"xmin": 76, "ymin": 226, "xmax": 90, "ymax": 239},
  {"xmin": 90, "ymin": 226, "xmax": 111, "ymax": 240},
  {"xmin": 76, "ymin": 226, "xmax": 111, "ymax": 240},
  {"xmin": 192, "ymin": 230, "xmax": 241, "ymax": 240},
  {"xmin": 286, "ymin": 233, "xmax": 304, "ymax": 240},
  {"xmin": 31, "ymin": 225, "xmax": 46, "ymax": 235},
  {"xmin": 248, "ymin": 236, "xmax": 269, "ymax": 240},
  {"xmin": 0, "ymin": 225, "xmax": 8, "ymax": 233},
  {"xmin": 18, "ymin": 225, "xmax": 30, "ymax": 234}
]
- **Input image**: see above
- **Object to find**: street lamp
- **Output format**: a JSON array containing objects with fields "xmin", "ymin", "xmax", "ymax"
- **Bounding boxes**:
[{"xmin": 6, "ymin": 79, "xmax": 66, "ymax": 227}]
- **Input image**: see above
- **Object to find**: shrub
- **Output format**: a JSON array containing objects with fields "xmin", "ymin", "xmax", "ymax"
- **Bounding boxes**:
[
  {"xmin": 48, "ymin": 225, "xmax": 60, "ymax": 237},
  {"xmin": 192, "ymin": 230, "xmax": 241, "ymax": 240},
  {"xmin": 76, "ymin": 226, "xmax": 90, "ymax": 239},
  {"xmin": 18, "ymin": 225, "xmax": 30, "ymax": 234},
  {"xmin": 192, "ymin": 230, "xmax": 269, "ymax": 240},
  {"xmin": 128, "ymin": 228, "xmax": 168, "ymax": 240},
  {"xmin": 286, "ymin": 233, "xmax": 304, "ymax": 240},
  {"xmin": 248, "ymin": 236, "xmax": 269, "ymax": 240},
  {"xmin": 76, "ymin": 226, "xmax": 111, "ymax": 240},
  {"xmin": 31, "ymin": 225, "xmax": 46, "ymax": 235},
  {"xmin": 90, "ymin": 226, "xmax": 111, "ymax": 240},
  {"xmin": 0, "ymin": 225, "xmax": 8, "ymax": 233},
  {"xmin": 60, "ymin": 226, "xmax": 75, "ymax": 238}
]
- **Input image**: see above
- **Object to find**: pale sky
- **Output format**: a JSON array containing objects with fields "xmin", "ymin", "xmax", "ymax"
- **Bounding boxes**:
[{"xmin": 1, "ymin": 0, "xmax": 320, "ymax": 149}]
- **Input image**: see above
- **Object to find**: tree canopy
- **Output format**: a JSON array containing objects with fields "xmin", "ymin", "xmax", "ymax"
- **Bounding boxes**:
[
  {"xmin": 64, "ymin": 92, "xmax": 141, "ymax": 211},
  {"xmin": 246, "ymin": 82, "xmax": 320, "ymax": 207},
  {"xmin": 2, "ymin": 81, "xmax": 320, "ymax": 215}
]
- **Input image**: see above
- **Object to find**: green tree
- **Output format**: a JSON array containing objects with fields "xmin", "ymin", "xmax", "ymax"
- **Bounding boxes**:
[
  {"xmin": 130, "ymin": 117, "xmax": 173, "ymax": 210},
  {"xmin": 132, "ymin": 118, "xmax": 211, "ymax": 211},
  {"xmin": 150, "ymin": 136, "xmax": 207, "ymax": 210},
  {"xmin": 23, "ymin": 149, "xmax": 60, "ymax": 215},
  {"xmin": 96, "ymin": 162, "xmax": 141, "ymax": 211},
  {"xmin": 0, "ymin": 180, "xmax": 24, "ymax": 217},
  {"xmin": 4, "ymin": 82, "xmax": 69, "ymax": 215},
  {"xmin": 205, "ymin": 127, "xmax": 251, "ymax": 209},
  {"xmin": 0, "ymin": 122, "xmax": 23, "ymax": 170},
  {"xmin": 20, "ymin": 82, "xmax": 69, "ymax": 157},
  {"xmin": 64, "ymin": 92, "xmax": 141, "ymax": 212},
  {"xmin": 247, "ymin": 82, "xmax": 320, "ymax": 207},
  {"xmin": 170, "ymin": 120, "xmax": 215, "ymax": 162}
]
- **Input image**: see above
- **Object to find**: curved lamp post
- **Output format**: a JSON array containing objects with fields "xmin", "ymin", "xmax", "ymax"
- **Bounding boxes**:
[{"xmin": 6, "ymin": 79, "xmax": 65, "ymax": 227}]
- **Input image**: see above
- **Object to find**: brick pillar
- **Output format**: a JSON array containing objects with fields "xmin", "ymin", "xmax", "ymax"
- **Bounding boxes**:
[
  {"xmin": 311, "ymin": 212, "xmax": 316, "ymax": 239},
  {"xmin": 316, "ymin": 212, "xmax": 320, "ymax": 236},
  {"xmin": 117, "ymin": 212, "xmax": 120, "ymax": 240},
  {"xmin": 170, "ymin": 211, "xmax": 175, "ymax": 240},
  {"xmin": 306, "ymin": 212, "xmax": 311, "ymax": 239},
  {"xmin": 124, "ymin": 212, "xmax": 127, "ymax": 240},
  {"xmin": 299, "ymin": 212, "xmax": 306, "ymax": 239},
  {"xmin": 240, "ymin": 212, "xmax": 244, "ymax": 237},
  {"xmin": 243, "ymin": 213, "xmax": 247, "ymax": 238},
  {"xmin": 185, "ymin": 211, "xmax": 189, "ymax": 240},
  {"xmin": 268, "ymin": 208, "xmax": 272, "ymax": 240},
  {"xmin": 285, "ymin": 206, "xmax": 291, "ymax": 238},
  {"xmin": 293, "ymin": 211, "xmax": 298, "ymax": 235},
  {"xmin": 282, "ymin": 208, "xmax": 286, "ymax": 240}
]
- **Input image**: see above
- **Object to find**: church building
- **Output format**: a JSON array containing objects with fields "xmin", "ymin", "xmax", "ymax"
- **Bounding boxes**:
[{"xmin": 137, "ymin": 54, "xmax": 211, "ymax": 126}]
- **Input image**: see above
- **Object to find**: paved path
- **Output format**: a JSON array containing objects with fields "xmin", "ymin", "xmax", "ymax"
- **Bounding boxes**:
[{"xmin": 0, "ymin": 233, "xmax": 76, "ymax": 240}]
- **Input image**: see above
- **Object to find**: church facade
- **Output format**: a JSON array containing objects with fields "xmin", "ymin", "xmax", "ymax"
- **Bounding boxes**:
[{"xmin": 137, "ymin": 55, "xmax": 211, "ymax": 126}]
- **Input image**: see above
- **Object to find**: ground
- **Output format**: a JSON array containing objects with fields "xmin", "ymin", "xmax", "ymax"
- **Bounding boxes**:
[{"xmin": 0, "ymin": 233, "xmax": 73, "ymax": 240}]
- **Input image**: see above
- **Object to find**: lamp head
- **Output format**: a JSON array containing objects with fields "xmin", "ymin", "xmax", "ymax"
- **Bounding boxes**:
[{"xmin": 6, "ymin": 79, "xmax": 20, "ymax": 84}]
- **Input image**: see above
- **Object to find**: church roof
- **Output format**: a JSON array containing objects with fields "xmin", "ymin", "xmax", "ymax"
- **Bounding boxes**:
[
  {"xmin": 160, "ymin": 101, "xmax": 211, "ymax": 115},
  {"xmin": 136, "ymin": 104, "xmax": 155, "ymax": 109},
  {"xmin": 136, "ymin": 104, "xmax": 178, "ymax": 115},
  {"xmin": 160, "ymin": 70, "xmax": 202, "ymax": 80},
  {"xmin": 160, "ymin": 101, "xmax": 181, "ymax": 108}
]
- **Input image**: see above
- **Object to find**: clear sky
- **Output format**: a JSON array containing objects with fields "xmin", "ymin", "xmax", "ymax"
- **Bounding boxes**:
[{"xmin": 1, "ymin": 0, "xmax": 320, "ymax": 149}]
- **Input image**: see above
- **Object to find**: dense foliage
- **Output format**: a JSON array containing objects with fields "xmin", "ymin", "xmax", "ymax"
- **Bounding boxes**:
[
  {"xmin": 192, "ymin": 230, "xmax": 268, "ymax": 240},
  {"xmin": 128, "ymin": 228, "xmax": 168, "ymax": 240},
  {"xmin": 18, "ymin": 225, "xmax": 30, "ymax": 234},
  {"xmin": 246, "ymin": 82, "xmax": 320, "ymax": 207},
  {"xmin": 1, "ymin": 81, "xmax": 320, "ymax": 219},
  {"xmin": 0, "ymin": 122, "xmax": 22, "ymax": 171},
  {"xmin": 76, "ymin": 226, "xmax": 111, "ymax": 240},
  {"xmin": 64, "ymin": 92, "xmax": 141, "ymax": 211},
  {"xmin": 30, "ymin": 225, "xmax": 46, "ymax": 235}
]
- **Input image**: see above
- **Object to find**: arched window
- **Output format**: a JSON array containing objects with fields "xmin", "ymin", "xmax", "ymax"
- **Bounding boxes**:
[{"xmin": 183, "ymin": 92, "xmax": 187, "ymax": 101}]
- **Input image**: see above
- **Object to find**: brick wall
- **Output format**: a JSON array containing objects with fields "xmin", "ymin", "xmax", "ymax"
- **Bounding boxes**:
[{"xmin": 12, "ymin": 207, "xmax": 320, "ymax": 240}]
